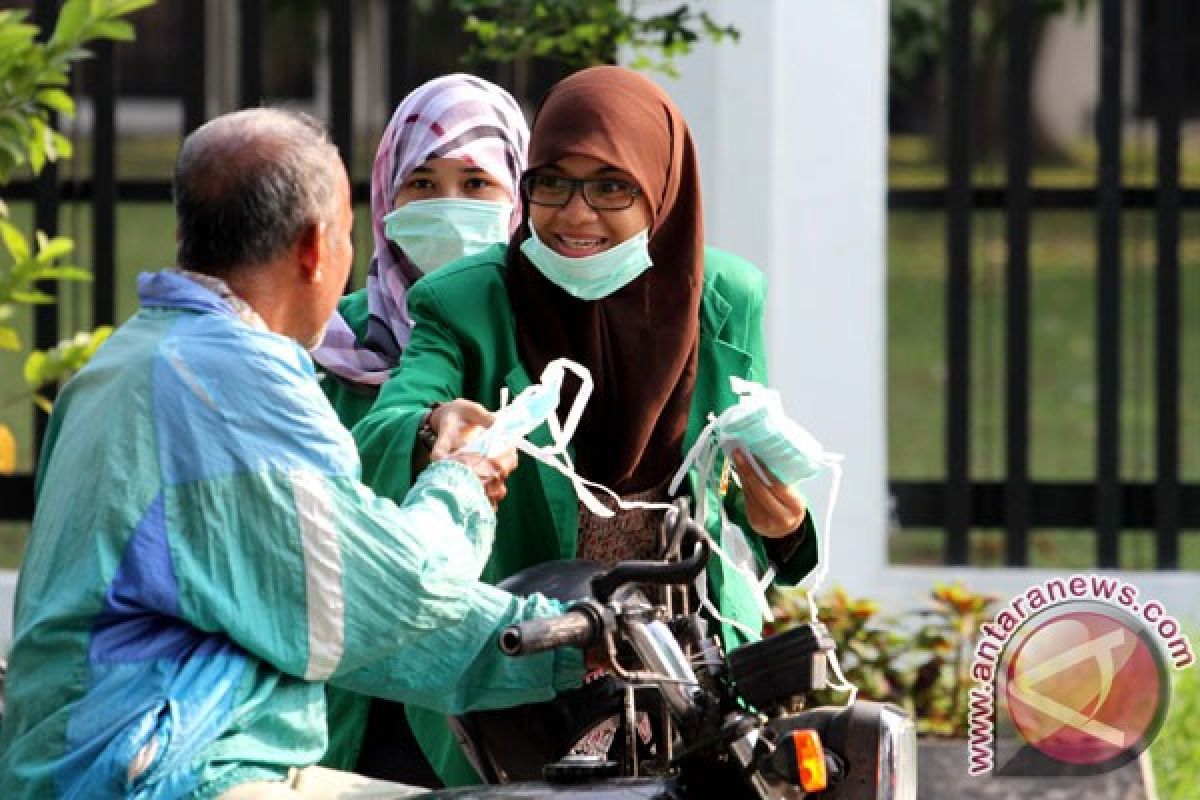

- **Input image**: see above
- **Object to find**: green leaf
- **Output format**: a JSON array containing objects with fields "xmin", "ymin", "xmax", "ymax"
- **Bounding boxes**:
[
  {"xmin": 22, "ymin": 350, "xmax": 46, "ymax": 385},
  {"xmin": 106, "ymin": 0, "xmax": 157, "ymax": 16},
  {"xmin": 0, "ymin": 326, "xmax": 19, "ymax": 351},
  {"xmin": 35, "ymin": 87, "xmax": 74, "ymax": 115},
  {"xmin": 90, "ymin": 19, "xmax": 136, "ymax": 42},
  {"xmin": 51, "ymin": 0, "xmax": 92, "ymax": 47},
  {"xmin": 10, "ymin": 289, "xmax": 55, "ymax": 304},
  {"xmin": 34, "ymin": 234, "xmax": 75, "ymax": 262},
  {"xmin": 28, "ymin": 116, "xmax": 47, "ymax": 174},
  {"xmin": 33, "ymin": 266, "xmax": 90, "ymax": 282},
  {"xmin": 0, "ymin": 219, "xmax": 30, "ymax": 263},
  {"xmin": 52, "ymin": 131, "xmax": 74, "ymax": 161}
]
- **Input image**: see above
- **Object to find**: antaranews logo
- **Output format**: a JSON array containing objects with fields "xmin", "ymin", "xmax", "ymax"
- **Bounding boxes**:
[{"xmin": 967, "ymin": 575, "xmax": 1194, "ymax": 778}]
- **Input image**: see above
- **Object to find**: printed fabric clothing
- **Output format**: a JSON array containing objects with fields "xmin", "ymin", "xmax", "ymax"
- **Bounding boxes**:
[
  {"xmin": 0, "ymin": 270, "xmax": 581, "ymax": 800},
  {"xmin": 313, "ymin": 73, "xmax": 529, "ymax": 387},
  {"xmin": 345, "ymin": 244, "xmax": 818, "ymax": 787}
]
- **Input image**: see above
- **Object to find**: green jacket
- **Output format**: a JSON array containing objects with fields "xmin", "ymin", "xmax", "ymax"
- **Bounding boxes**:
[{"xmin": 327, "ymin": 243, "xmax": 818, "ymax": 785}]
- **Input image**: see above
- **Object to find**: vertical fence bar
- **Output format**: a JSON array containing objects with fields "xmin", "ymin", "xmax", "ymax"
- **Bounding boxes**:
[
  {"xmin": 239, "ymin": 0, "xmax": 264, "ymax": 108},
  {"xmin": 92, "ymin": 40, "xmax": 116, "ymax": 329},
  {"xmin": 388, "ymin": 0, "xmax": 411, "ymax": 112},
  {"xmin": 329, "ymin": 1, "xmax": 354, "ymax": 171},
  {"xmin": 1154, "ymin": 0, "xmax": 1183, "ymax": 569},
  {"xmin": 1095, "ymin": 0, "xmax": 1123, "ymax": 567},
  {"xmin": 32, "ymin": 0, "xmax": 62, "ymax": 453},
  {"xmin": 1004, "ymin": 0, "xmax": 1032, "ymax": 567},
  {"xmin": 944, "ymin": 0, "xmax": 973, "ymax": 565},
  {"xmin": 182, "ymin": 2, "xmax": 206, "ymax": 135}
]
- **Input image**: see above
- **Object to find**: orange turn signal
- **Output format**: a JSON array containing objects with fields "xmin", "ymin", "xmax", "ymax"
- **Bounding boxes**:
[{"xmin": 792, "ymin": 728, "xmax": 827, "ymax": 792}]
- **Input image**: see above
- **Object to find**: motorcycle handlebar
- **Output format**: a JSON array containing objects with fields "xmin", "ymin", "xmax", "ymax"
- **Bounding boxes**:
[
  {"xmin": 499, "ymin": 603, "xmax": 605, "ymax": 657},
  {"xmin": 590, "ymin": 534, "xmax": 710, "ymax": 603}
]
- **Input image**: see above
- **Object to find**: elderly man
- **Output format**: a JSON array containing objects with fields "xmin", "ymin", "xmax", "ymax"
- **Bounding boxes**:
[{"xmin": 0, "ymin": 109, "xmax": 581, "ymax": 799}]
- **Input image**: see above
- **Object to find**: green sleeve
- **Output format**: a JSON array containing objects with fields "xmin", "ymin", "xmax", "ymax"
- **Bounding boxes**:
[{"xmin": 351, "ymin": 278, "xmax": 466, "ymax": 505}]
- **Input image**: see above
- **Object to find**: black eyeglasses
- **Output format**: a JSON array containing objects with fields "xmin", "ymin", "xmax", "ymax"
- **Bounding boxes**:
[{"xmin": 521, "ymin": 173, "xmax": 643, "ymax": 211}]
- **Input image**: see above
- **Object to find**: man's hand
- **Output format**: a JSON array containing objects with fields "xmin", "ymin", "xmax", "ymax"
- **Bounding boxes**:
[
  {"xmin": 732, "ymin": 449, "xmax": 807, "ymax": 538},
  {"xmin": 430, "ymin": 399, "xmax": 517, "ymax": 508}
]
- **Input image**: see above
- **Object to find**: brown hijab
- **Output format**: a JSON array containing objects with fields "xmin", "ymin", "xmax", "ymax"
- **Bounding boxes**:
[{"xmin": 506, "ymin": 66, "xmax": 705, "ymax": 494}]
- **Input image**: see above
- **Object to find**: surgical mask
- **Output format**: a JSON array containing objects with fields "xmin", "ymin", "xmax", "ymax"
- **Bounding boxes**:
[
  {"xmin": 384, "ymin": 198, "xmax": 513, "ymax": 274},
  {"xmin": 520, "ymin": 221, "xmax": 653, "ymax": 301},
  {"xmin": 670, "ymin": 378, "xmax": 846, "ymax": 649}
]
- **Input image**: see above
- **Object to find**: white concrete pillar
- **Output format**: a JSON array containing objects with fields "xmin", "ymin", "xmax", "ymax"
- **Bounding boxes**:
[{"xmin": 643, "ymin": 1, "xmax": 891, "ymax": 599}]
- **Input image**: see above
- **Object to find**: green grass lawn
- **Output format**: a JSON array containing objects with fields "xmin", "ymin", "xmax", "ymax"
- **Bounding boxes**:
[
  {"xmin": 887, "ymin": 208, "xmax": 1200, "ymax": 568},
  {"xmin": 1151, "ymin": 645, "xmax": 1200, "ymax": 799}
]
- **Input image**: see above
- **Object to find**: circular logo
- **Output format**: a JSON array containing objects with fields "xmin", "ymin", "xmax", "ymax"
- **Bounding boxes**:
[{"xmin": 1004, "ymin": 603, "xmax": 1169, "ymax": 769}]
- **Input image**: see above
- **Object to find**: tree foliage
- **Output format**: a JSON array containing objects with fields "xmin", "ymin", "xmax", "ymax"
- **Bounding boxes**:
[
  {"xmin": 889, "ymin": 0, "xmax": 1092, "ymax": 99},
  {"xmin": 451, "ymin": 0, "xmax": 739, "ymax": 77},
  {"xmin": 0, "ymin": 0, "xmax": 153, "ymax": 471}
]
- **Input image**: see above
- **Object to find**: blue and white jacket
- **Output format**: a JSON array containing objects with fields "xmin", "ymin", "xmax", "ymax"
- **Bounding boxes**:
[{"xmin": 0, "ymin": 271, "xmax": 580, "ymax": 799}]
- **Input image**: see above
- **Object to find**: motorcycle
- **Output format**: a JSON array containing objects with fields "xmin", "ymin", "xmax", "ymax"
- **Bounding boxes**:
[{"xmin": 414, "ymin": 499, "xmax": 917, "ymax": 799}]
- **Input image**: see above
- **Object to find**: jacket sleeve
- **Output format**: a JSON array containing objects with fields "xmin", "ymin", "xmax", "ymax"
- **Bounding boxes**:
[
  {"xmin": 351, "ymin": 278, "xmax": 466, "ymax": 506},
  {"xmin": 157, "ymin": 328, "xmax": 582, "ymax": 698}
]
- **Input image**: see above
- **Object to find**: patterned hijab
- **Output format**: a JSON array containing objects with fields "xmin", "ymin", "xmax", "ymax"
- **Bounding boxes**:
[
  {"xmin": 506, "ymin": 66, "xmax": 705, "ymax": 494},
  {"xmin": 314, "ymin": 73, "xmax": 529, "ymax": 386}
]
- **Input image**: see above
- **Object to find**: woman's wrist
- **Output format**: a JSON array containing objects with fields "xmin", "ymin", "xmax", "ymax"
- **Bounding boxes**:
[{"xmin": 417, "ymin": 402, "xmax": 442, "ymax": 453}]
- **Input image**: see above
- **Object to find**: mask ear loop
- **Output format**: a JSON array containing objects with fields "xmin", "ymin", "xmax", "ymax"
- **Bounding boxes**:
[
  {"xmin": 670, "ymin": 411, "xmax": 783, "ymax": 637},
  {"xmin": 724, "ymin": 375, "xmax": 860, "ymax": 703},
  {"xmin": 518, "ymin": 358, "xmax": 677, "ymax": 518},
  {"xmin": 792, "ymin": 456, "xmax": 857, "ymax": 705}
]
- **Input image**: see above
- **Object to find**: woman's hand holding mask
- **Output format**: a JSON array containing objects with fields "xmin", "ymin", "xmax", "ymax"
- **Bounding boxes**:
[
  {"xmin": 731, "ymin": 449, "xmax": 808, "ymax": 538},
  {"xmin": 430, "ymin": 398, "xmax": 517, "ymax": 508}
]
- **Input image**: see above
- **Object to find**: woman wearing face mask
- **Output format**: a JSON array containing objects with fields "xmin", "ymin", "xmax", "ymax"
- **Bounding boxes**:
[
  {"xmin": 352, "ymin": 66, "xmax": 816, "ymax": 787},
  {"xmin": 312, "ymin": 73, "xmax": 528, "ymax": 779},
  {"xmin": 314, "ymin": 72, "xmax": 528, "ymax": 428}
]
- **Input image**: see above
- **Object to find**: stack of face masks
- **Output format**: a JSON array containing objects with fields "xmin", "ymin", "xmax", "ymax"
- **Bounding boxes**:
[
  {"xmin": 668, "ymin": 378, "xmax": 844, "ymax": 629},
  {"xmin": 714, "ymin": 377, "xmax": 839, "ymax": 486},
  {"xmin": 666, "ymin": 377, "xmax": 856, "ymax": 701}
]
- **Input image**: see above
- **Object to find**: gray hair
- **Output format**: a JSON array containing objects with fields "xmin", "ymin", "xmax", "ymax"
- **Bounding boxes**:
[{"xmin": 174, "ymin": 108, "xmax": 344, "ymax": 273}]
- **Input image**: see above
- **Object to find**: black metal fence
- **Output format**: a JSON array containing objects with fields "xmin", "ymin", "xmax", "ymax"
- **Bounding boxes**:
[
  {"xmin": 2, "ymin": 1, "xmax": 1197, "ymax": 571},
  {"xmin": 888, "ymin": 0, "xmax": 1197, "ymax": 568}
]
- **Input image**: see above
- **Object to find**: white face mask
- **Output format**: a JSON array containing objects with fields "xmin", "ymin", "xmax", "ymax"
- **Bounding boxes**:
[
  {"xmin": 383, "ymin": 197, "xmax": 514, "ymax": 274},
  {"xmin": 520, "ymin": 220, "xmax": 653, "ymax": 301},
  {"xmin": 669, "ymin": 378, "xmax": 846, "ymax": 643}
]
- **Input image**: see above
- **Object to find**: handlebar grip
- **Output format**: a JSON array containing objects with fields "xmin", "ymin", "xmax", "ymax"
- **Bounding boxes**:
[{"xmin": 499, "ymin": 607, "xmax": 600, "ymax": 657}]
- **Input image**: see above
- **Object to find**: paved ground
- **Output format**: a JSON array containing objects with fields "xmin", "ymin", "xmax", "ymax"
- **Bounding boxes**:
[{"xmin": 919, "ymin": 741, "xmax": 1153, "ymax": 799}]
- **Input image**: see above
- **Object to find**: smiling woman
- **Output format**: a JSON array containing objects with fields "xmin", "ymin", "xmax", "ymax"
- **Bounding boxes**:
[{"xmin": 348, "ymin": 65, "xmax": 819, "ymax": 788}]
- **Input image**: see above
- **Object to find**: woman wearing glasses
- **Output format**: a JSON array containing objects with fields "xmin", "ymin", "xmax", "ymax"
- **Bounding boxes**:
[{"xmin": 352, "ymin": 65, "xmax": 816, "ymax": 787}]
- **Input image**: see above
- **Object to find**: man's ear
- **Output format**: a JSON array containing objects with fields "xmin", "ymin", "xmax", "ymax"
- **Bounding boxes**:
[{"xmin": 295, "ymin": 221, "xmax": 323, "ymax": 283}]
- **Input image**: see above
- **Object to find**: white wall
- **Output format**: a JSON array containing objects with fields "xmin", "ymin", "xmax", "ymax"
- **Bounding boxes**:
[{"xmin": 646, "ymin": 0, "xmax": 891, "ymax": 601}]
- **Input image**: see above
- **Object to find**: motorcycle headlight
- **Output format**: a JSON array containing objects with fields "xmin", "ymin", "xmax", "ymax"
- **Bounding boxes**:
[
  {"xmin": 774, "ymin": 701, "xmax": 918, "ymax": 800},
  {"xmin": 876, "ymin": 705, "xmax": 918, "ymax": 800}
]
